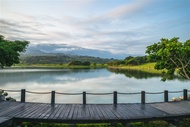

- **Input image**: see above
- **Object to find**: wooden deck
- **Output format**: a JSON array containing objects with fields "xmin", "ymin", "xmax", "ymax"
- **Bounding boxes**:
[
  {"xmin": 0, "ymin": 117, "xmax": 12, "ymax": 127},
  {"xmin": 0, "ymin": 101, "xmax": 190, "ymax": 126}
]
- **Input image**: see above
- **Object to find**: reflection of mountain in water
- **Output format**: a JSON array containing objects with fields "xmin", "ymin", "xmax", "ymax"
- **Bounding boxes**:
[
  {"xmin": 0, "ymin": 69, "xmax": 108, "ymax": 86},
  {"xmin": 108, "ymin": 68, "xmax": 187, "ymax": 81}
]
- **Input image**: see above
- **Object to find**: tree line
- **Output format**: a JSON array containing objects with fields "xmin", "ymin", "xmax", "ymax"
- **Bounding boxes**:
[
  {"xmin": 68, "ymin": 61, "xmax": 91, "ymax": 66},
  {"xmin": 20, "ymin": 55, "xmax": 113, "ymax": 65},
  {"xmin": 107, "ymin": 55, "xmax": 155, "ymax": 66}
]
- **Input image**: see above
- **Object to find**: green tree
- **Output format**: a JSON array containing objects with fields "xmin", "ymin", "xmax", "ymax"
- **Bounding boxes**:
[
  {"xmin": 107, "ymin": 60, "xmax": 125, "ymax": 66},
  {"xmin": 124, "ymin": 56, "xmax": 134, "ymax": 61},
  {"xmin": 0, "ymin": 35, "xmax": 29, "ymax": 68},
  {"xmin": 82, "ymin": 61, "xmax": 90, "ymax": 66},
  {"xmin": 146, "ymin": 37, "xmax": 190, "ymax": 80},
  {"xmin": 68, "ymin": 61, "xmax": 83, "ymax": 66},
  {"xmin": 125, "ymin": 56, "xmax": 147, "ymax": 66}
]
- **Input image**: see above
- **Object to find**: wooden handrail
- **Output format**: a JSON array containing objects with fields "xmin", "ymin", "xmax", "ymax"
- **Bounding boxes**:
[{"xmin": 2, "ymin": 89, "xmax": 189, "ymax": 104}]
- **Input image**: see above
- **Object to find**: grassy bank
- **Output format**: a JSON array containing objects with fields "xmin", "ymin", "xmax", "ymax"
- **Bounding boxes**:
[
  {"xmin": 12, "ymin": 63, "xmax": 161, "ymax": 74},
  {"xmin": 11, "ymin": 63, "xmax": 107, "ymax": 69},
  {"xmin": 108, "ymin": 63, "xmax": 163, "ymax": 74},
  {"xmin": 21, "ymin": 118, "xmax": 190, "ymax": 127}
]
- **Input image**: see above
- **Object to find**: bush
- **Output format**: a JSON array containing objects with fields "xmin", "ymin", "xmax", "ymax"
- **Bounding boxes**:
[
  {"xmin": 0, "ymin": 90, "xmax": 16, "ymax": 101},
  {"xmin": 82, "ymin": 61, "xmax": 90, "ymax": 66},
  {"xmin": 68, "ymin": 61, "xmax": 91, "ymax": 66},
  {"xmin": 68, "ymin": 61, "xmax": 83, "ymax": 66}
]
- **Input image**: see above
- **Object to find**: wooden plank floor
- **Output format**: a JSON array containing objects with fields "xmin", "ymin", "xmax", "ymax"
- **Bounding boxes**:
[
  {"xmin": 0, "ymin": 101, "xmax": 190, "ymax": 125},
  {"xmin": 0, "ymin": 117, "xmax": 13, "ymax": 126}
]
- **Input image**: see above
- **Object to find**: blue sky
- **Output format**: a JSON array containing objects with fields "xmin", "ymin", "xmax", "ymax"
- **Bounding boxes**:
[{"xmin": 0, "ymin": 0, "xmax": 189, "ymax": 56}]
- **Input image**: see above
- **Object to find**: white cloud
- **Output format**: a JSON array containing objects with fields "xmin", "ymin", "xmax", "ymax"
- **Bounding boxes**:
[
  {"xmin": 55, "ymin": 47, "xmax": 80, "ymax": 52},
  {"xmin": 0, "ymin": 0, "xmax": 189, "ymax": 57},
  {"xmin": 106, "ymin": 0, "xmax": 152, "ymax": 19}
]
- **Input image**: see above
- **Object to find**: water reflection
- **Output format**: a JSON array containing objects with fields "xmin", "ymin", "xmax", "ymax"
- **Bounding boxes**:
[
  {"xmin": 108, "ymin": 68, "xmax": 161, "ymax": 79},
  {"xmin": 108, "ymin": 68, "xmax": 187, "ymax": 81},
  {"xmin": 0, "ymin": 68, "xmax": 189, "ymax": 103},
  {"xmin": 0, "ymin": 69, "xmax": 107, "ymax": 86}
]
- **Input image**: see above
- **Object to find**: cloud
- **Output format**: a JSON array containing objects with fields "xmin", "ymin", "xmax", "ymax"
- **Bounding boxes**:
[
  {"xmin": 0, "ymin": 14, "xmax": 150, "ymax": 56},
  {"xmin": 1, "ymin": 0, "xmax": 189, "ymax": 58},
  {"xmin": 105, "ymin": 0, "xmax": 152, "ymax": 19},
  {"xmin": 55, "ymin": 47, "xmax": 80, "ymax": 52}
]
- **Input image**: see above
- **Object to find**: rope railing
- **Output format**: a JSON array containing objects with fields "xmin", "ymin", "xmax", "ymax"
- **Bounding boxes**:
[
  {"xmin": 118, "ymin": 92, "xmax": 141, "ymax": 95},
  {"xmin": 0, "ymin": 89, "xmax": 189, "ymax": 105},
  {"xmin": 26, "ymin": 91, "xmax": 51, "ymax": 94},
  {"xmin": 55, "ymin": 92, "xmax": 82, "ymax": 95},
  {"xmin": 0, "ymin": 89, "xmax": 20, "ymax": 92},
  {"xmin": 146, "ymin": 92, "xmax": 164, "ymax": 94},
  {"xmin": 86, "ymin": 92, "xmax": 113, "ymax": 95},
  {"xmin": 168, "ymin": 90, "xmax": 183, "ymax": 93}
]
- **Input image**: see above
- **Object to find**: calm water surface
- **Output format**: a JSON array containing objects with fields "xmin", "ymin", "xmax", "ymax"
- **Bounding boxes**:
[{"xmin": 0, "ymin": 68, "xmax": 189, "ymax": 103}]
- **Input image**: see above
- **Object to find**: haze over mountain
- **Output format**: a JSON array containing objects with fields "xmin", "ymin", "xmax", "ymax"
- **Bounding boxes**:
[{"xmin": 24, "ymin": 44, "xmax": 129, "ymax": 59}]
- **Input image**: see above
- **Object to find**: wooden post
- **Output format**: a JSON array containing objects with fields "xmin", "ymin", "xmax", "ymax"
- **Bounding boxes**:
[
  {"xmin": 164, "ymin": 90, "xmax": 168, "ymax": 102},
  {"xmin": 183, "ymin": 89, "xmax": 188, "ymax": 100},
  {"xmin": 21, "ymin": 89, "xmax": 25, "ymax": 102},
  {"xmin": 141, "ymin": 91, "xmax": 145, "ymax": 104},
  {"xmin": 83, "ymin": 92, "xmax": 86, "ymax": 104},
  {"xmin": 51, "ymin": 91, "xmax": 55, "ymax": 104},
  {"xmin": 113, "ymin": 91, "xmax": 117, "ymax": 105}
]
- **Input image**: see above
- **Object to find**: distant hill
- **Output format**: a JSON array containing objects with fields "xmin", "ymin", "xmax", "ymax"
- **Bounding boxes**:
[
  {"xmin": 20, "ymin": 44, "xmax": 121, "ymax": 64},
  {"xmin": 23, "ymin": 44, "xmax": 127, "ymax": 59},
  {"xmin": 20, "ymin": 54, "xmax": 116, "ymax": 64}
]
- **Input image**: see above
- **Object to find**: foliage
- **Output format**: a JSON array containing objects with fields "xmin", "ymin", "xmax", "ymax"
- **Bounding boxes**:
[
  {"xmin": 20, "ymin": 123, "xmax": 121, "ymax": 127},
  {"xmin": 125, "ymin": 56, "xmax": 147, "ymax": 66},
  {"xmin": 68, "ymin": 61, "xmax": 90, "ymax": 66},
  {"xmin": 92, "ymin": 63, "xmax": 97, "ymax": 67},
  {"xmin": 21, "ymin": 122, "xmax": 69, "ymax": 127},
  {"xmin": 107, "ymin": 60, "xmax": 125, "ymax": 66},
  {"xmin": 107, "ymin": 56, "xmax": 148, "ymax": 66},
  {"xmin": 108, "ymin": 63, "xmax": 190, "ymax": 80},
  {"xmin": 0, "ymin": 90, "xmax": 16, "ymax": 101},
  {"xmin": 21, "ymin": 55, "xmax": 113, "ymax": 64},
  {"xmin": 124, "ymin": 56, "xmax": 134, "ymax": 61},
  {"xmin": 178, "ymin": 118, "xmax": 190, "ymax": 127},
  {"xmin": 82, "ymin": 61, "xmax": 91, "ymax": 66},
  {"xmin": 20, "ymin": 120, "xmax": 190, "ymax": 127},
  {"xmin": 68, "ymin": 61, "xmax": 83, "ymax": 66},
  {"xmin": 0, "ymin": 90, "xmax": 8, "ymax": 100},
  {"xmin": 13, "ymin": 63, "xmax": 106, "ymax": 69},
  {"xmin": 146, "ymin": 37, "xmax": 190, "ymax": 80},
  {"xmin": 0, "ymin": 35, "xmax": 29, "ymax": 68},
  {"xmin": 130, "ymin": 121, "xmax": 168, "ymax": 127}
]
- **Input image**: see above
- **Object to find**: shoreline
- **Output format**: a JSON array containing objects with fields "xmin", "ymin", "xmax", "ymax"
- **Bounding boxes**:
[
  {"xmin": 107, "ymin": 63, "xmax": 163, "ymax": 74},
  {"xmin": 5, "ymin": 64, "xmax": 107, "ymax": 69}
]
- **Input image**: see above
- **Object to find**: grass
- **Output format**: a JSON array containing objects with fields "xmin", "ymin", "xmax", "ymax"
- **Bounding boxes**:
[
  {"xmin": 108, "ymin": 63, "xmax": 163, "ymax": 74},
  {"xmin": 20, "ymin": 119, "xmax": 190, "ymax": 127},
  {"xmin": 11, "ymin": 63, "xmax": 107, "ymax": 69},
  {"xmin": 12, "ymin": 63, "xmax": 161, "ymax": 74}
]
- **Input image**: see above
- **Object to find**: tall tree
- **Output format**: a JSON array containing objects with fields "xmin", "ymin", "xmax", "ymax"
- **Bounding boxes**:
[
  {"xmin": 146, "ymin": 37, "xmax": 190, "ymax": 80},
  {"xmin": 0, "ymin": 35, "xmax": 29, "ymax": 68}
]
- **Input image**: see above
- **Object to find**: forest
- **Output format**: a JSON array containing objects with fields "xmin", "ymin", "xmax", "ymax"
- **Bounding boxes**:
[{"xmin": 20, "ymin": 54, "xmax": 115, "ymax": 65}]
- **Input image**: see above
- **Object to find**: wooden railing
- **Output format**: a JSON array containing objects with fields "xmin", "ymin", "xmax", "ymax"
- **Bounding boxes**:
[{"xmin": 1, "ymin": 89, "xmax": 189, "ymax": 104}]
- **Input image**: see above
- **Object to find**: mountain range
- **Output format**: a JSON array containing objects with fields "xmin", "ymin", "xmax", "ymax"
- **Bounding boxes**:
[{"xmin": 24, "ymin": 44, "xmax": 127, "ymax": 59}]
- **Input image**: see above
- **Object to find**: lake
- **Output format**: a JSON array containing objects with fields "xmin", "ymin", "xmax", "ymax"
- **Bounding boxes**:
[{"xmin": 0, "ymin": 68, "xmax": 189, "ymax": 104}]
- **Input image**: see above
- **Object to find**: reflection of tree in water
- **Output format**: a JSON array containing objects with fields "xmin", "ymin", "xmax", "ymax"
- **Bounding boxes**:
[
  {"xmin": 108, "ymin": 68, "xmax": 161, "ymax": 79},
  {"xmin": 108, "ymin": 68, "xmax": 187, "ymax": 81}
]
